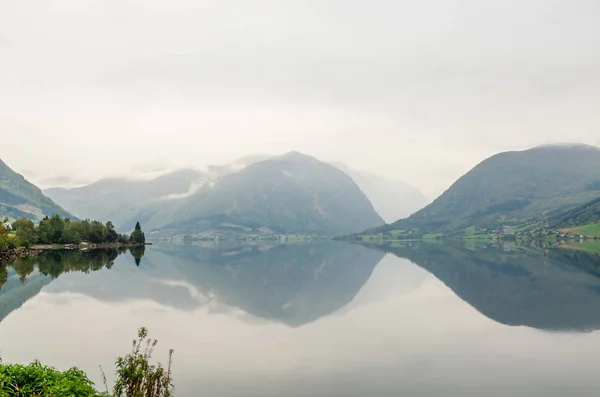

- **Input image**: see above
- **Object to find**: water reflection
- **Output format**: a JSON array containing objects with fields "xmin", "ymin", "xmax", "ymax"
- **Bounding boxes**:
[
  {"xmin": 0, "ymin": 242, "xmax": 383, "ymax": 326},
  {"xmin": 0, "ymin": 248, "xmax": 140, "ymax": 323},
  {"xmin": 2, "ymin": 242, "xmax": 600, "ymax": 396},
  {"xmin": 367, "ymin": 241, "xmax": 600, "ymax": 331}
]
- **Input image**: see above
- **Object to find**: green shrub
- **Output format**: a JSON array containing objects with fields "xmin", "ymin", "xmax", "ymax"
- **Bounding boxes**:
[
  {"xmin": 18, "ymin": 239, "xmax": 31, "ymax": 249},
  {"xmin": 104, "ymin": 327, "xmax": 174, "ymax": 397},
  {"xmin": 0, "ymin": 360, "xmax": 102, "ymax": 397},
  {"xmin": 6, "ymin": 239, "xmax": 17, "ymax": 250},
  {"xmin": 0, "ymin": 328, "xmax": 174, "ymax": 397}
]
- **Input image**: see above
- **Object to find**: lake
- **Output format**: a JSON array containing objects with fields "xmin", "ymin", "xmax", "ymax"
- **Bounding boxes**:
[{"xmin": 2, "ymin": 241, "xmax": 600, "ymax": 396}]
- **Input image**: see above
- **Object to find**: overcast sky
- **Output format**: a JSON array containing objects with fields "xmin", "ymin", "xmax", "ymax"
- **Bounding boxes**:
[{"xmin": 1, "ymin": 0, "xmax": 599, "ymax": 196}]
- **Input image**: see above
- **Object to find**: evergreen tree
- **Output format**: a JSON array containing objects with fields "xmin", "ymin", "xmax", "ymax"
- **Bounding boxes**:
[{"xmin": 129, "ymin": 222, "xmax": 146, "ymax": 244}]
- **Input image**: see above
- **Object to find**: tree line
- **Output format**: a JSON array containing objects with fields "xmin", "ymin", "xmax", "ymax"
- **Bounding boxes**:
[{"xmin": 0, "ymin": 215, "xmax": 145, "ymax": 252}]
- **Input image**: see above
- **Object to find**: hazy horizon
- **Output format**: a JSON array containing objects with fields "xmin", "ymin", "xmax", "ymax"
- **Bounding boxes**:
[{"xmin": 2, "ymin": 0, "xmax": 599, "ymax": 197}]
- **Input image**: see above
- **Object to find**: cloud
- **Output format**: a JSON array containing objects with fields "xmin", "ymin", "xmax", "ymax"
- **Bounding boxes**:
[{"xmin": 1, "ymin": 0, "xmax": 599, "ymax": 194}]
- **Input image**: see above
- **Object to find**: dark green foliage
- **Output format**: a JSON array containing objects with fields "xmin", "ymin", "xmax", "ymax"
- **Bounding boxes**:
[
  {"xmin": 88, "ymin": 221, "xmax": 108, "ymax": 244},
  {"xmin": 0, "ymin": 158, "xmax": 73, "ymax": 221},
  {"xmin": 106, "ymin": 222, "xmax": 119, "ymax": 243},
  {"xmin": 0, "ymin": 328, "xmax": 174, "ymax": 397},
  {"xmin": 13, "ymin": 218, "xmax": 35, "ymax": 244},
  {"xmin": 376, "ymin": 145, "xmax": 600, "ymax": 236},
  {"xmin": 0, "ymin": 224, "xmax": 8, "ymax": 252},
  {"xmin": 10, "ymin": 216, "xmax": 142, "ymax": 246},
  {"xmin": 130, "ymin": 246, "xmax": 146, "ymax": 266},
  {"xmin": 129, "ymin": 223, "xmax": 145, "ymax": 244},
  {"xmin": 0, "ymin": 360, "xmax": 102, "ymax": 397},
  {"xmin": 59, "ymin": 227, "xmax": 83, "ymax": 244}
]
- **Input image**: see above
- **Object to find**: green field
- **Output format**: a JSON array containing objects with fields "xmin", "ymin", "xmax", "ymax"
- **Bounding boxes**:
[
  {"xmin": 560, "ymin": 241, "xmax": 600, "ymax": 254},
  {"xmin": 561, "ymin": 223, "xmax": 600, "ymax": 238}
]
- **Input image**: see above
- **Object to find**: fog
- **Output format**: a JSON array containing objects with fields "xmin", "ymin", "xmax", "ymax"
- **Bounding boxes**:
[{"xmin": 1, "ymin": 0, "xmax": 599, "ymax": 196}]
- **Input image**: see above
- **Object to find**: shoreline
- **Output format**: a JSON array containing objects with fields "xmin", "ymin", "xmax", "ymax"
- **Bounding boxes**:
[{"xmin": 0, "ymin": 242, "xmax": 150, "ymax": 265}]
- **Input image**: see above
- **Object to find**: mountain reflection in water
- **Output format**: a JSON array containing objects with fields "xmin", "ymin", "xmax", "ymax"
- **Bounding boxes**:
[{"xmin": 3, "ymin": 241, "xmax": 600, "ymax": 396}]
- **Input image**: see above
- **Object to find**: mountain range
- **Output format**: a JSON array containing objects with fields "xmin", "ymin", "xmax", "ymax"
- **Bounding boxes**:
[
  {"xmin": 0, "ymin": 158, "xmax": 71, "ymax": 221},
  {"xmin": 45, "ymin": 152, "xmax": 399, "ymax": 236},
  {"xmin": 372, "ymin": 144, "xmax": 600, "ymax": 237},
  {"xmin": 44, "ymin": 152, "xmax": 425, "ymax": 236}
]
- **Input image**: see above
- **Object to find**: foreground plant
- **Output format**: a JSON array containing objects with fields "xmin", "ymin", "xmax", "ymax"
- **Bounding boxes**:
[
  {"xmin": 0, "ymin": 360, "xmax": 101, "ymax": 397},
  {"xmin": 0, "ymin": 327, "xmax": 174, "ymax": 397},
  {"xmin": 102, "ymin": 327, "xmax": 174, "ymax": 397}
]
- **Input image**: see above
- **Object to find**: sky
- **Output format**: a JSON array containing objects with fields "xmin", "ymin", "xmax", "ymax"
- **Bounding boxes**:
[{"xmin": 1, "ymin": 0, "xmax": 599, "ymax": 197}]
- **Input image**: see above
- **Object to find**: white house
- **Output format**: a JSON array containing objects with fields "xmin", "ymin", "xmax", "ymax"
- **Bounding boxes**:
[{"xmin": 2, "ymin": 221, "xmax": 11, "ymax": 230}]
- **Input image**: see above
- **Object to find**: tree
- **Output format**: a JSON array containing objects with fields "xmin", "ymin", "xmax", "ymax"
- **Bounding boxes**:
[
  {"xmin": 129, "ymin": 222, "xmax": 146, "ymax": 244},
  {"xmin": 59, "ymin": 227, "xmax": 83, "ymax": 245},
  {"xmin": 47, "ymin": 214, "xmax": 66, "ymax": 243},
  {"xmin": 13, "ymin": 218, "xmax": 36, "ymax": 245},
  {"xmin": 0, "ymin": 224, "xmax": 7, "ymax": 252},
  {"xmin": 88, "ymin": 221, "xmax": 107, "ymax": 243},
  {"xmin": 106, "ymin": 221, "xmax": 118, "ymax": 243}
]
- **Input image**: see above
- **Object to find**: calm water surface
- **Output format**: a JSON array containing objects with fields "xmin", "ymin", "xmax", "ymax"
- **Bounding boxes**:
[{"xmin": 1, "ymin": 242, "xmax": 600, "ymax": 396}]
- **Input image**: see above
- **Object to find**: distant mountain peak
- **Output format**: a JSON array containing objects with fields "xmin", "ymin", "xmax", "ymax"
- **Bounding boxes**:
[
  {"xmin": 279, "ymin": 151, "xmax": 316, "ymax": 161},
  {"xmin": 373, "ymin": 143, "xmax": 600, "ymax": 236}
]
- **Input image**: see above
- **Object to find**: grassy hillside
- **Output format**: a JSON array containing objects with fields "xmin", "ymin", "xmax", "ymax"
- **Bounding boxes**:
[
  {"xmin": 560, "ymin": 224, "xmax": 600, "ymax": 238},
  {"xmin": 373, "ymin": 144, "xmax": 600, "ymax": 237},
  {"xmin": 550, "ymin": 196, "xmax": 600, "ymax": 229},
  {"xmin": 0, "ymin": 158, "xmax": 72, "ymax": 220}
]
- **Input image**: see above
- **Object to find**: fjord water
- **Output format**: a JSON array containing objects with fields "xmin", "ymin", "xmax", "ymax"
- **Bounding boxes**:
[{"xmin": 2, "ymin": 243, "xmax": 600, "ymax": 396}]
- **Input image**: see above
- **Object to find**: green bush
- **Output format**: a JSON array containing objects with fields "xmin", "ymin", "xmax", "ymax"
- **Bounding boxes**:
[
  {"xmin": 0, "ymin": 328, "xmax": 174, "ymax": 397},
  {"xmin": 0, "ymin": 360, "xmax": 102, "ymax": 397},
  {"xmin": 6, "ymin": 239, "xmax": 17, "ymax": 250},
  {"xmin": 18, "ymin": 239, "xmax": 31, "ymax": 249}
]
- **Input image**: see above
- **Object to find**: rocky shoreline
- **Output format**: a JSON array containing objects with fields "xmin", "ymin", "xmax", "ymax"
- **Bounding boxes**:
[
  {"xmin": 0, "ymin": 242, "xmax": 150, "ymax": 265},
  {"xmin": 0, "ymin": 247, "xmax": 43, "ymax": 265}
]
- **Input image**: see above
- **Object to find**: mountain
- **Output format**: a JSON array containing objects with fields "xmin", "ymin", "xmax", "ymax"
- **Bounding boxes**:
[
  {"xmin": 0, "ymin": 158, "xmax": 72, "ymax": 220},
  {"xmin": 331, "ymin": 162, "xmax": 427, "ymax": 222},
  {"xmin": 155, "ymin": 152, "xmax": 385, "ymax": 236},
  {"xmin": 374, "ymin": 144, "xmax": 600, "ymax": 236},
  {"xmin": 43, "ymin": 156, "xmax": 275, "ymax": 232},
  {"xmin": 44, "ymin": 169, "xmax": 207, "ymax": 231},
  {"xmin": 369, "ymin": 241, "xmax": 600, "ymax": 331}
]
